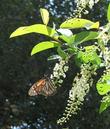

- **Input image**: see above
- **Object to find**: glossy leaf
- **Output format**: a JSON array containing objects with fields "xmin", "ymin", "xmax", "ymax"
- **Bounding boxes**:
[
  {"xmin": 40, "ymin": 8, "xmax": 49, "ymax": 25},
  {"xmin": 10, "ymin": 24, "xmax": 57, "ymax": 38},
  {"xmin": 31, "ymin": 41, "xmax": 60, "ymax": 55},
  {"xmin": 60, "ymin": 18, "xmax": 99, "ymax": 29},
  {"xmin": 107, "ymin": 3, "xmax": 110, "ymax": 22}
]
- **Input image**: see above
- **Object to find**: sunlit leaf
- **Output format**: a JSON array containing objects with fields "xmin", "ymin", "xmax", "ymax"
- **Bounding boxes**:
[
  {"xmin": 107, "ymin": 3, "xmax": 110, "ymax": 22},
  {"xmin": 97, "ymin": 83, "xmax": 110, "ymax": 95},
  {"xmin": 88, "ymin": 22, "xmax": 100, "ymax": 29},
  {"xmin": 60, "ymin": 18, "xmax": 99, "ymax": 29},
  {"xmin": 10, "ymin": 24, "xmax": 57, "ymax": 38},
  {"xmin": 31, "ymin": 41, "xmax": 60, "ymax": 55},
  {"xmin": 99, "ymin": 95, "xmax": 110, "ymax": 113},
  {"xmin": 40, "ymin": 8, "xmax": 49, "ymax": 25},
  {"xmin": 103, "ymin": 75, "xmax": 110, "ymax": 82},
  {"xmin": 59, "ymin": 35, "xmax": 70, "ymax": 44},
  {"xmin": 75, "ymin": 45, "xmax": 101, "ymax": 66},
  {"xmin": 97, "ymin": 74, "xmax": 110, "ymax": 95}
]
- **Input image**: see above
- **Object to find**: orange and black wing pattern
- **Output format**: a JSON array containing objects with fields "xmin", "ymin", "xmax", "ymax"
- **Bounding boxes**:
[{"xmin": 28, "ymin": 77, "xmax": 56, "ymax": 97}]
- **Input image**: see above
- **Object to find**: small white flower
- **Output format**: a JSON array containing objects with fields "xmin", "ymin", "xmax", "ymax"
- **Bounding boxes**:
[
  {"xmin": 53, "ymin": 63, "xmax": 59, "ymax": 70},
  {"xmin": 63, "ymin": 73, "xmax": 66, "ymax": 78},
  {"xmin": 53, "ymin": 71, "xmax": 59, "ymax": 77},
  {"xmin": 64, "ymin": 66, "xmax": 69, "ymax": 72},
  {"xmin": 58, "ymin": 79, "xmax": 63, "ymax": 84},
  {"xmin": 50, "ymin": 74, "xmax": 53, "ymax": 79}
]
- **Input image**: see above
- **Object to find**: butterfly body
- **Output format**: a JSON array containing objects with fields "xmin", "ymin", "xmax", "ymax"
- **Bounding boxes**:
[{"xmin": 28, "ymin": 76, "xmax": 56, "ymax": 97}]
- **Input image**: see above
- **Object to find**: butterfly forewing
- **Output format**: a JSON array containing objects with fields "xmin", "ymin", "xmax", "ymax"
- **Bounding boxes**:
[
  {"xmin": 28, "ymin": 83, "xmax": 38, "ymax": 96},
  {"xmin": 28, "ymin": 79, "xmax": 46, "ymax": 96},
  {"xmin": 28, "ymin": 77, "xmax": 56, "ymax": 97}
]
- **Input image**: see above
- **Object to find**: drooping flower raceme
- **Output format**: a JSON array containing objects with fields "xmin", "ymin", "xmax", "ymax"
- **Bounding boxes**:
[{"xmin": 57, "ymin": 63, "xmax": 97, "ymax": 124}]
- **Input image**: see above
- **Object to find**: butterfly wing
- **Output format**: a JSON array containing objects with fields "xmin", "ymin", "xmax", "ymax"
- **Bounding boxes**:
[
  {"xmin": 40, "ymin": 78, "xmax": 56, "ymax": 96},
  {"xmin": 28, "ymin": 77, "xmax": 56, "ymax": 97},
  {"xmin": 28, "ymin": 79, "xmax": 46, "ymax": 96},
  {"xmin": 28, "ymin": 83, "xmax": 38, "ymax": 96}
]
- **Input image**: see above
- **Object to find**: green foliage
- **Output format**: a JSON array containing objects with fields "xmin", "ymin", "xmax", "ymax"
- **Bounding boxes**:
[
  {"xmin": 76, "ymin": 45, "xmax": 101, "ymax": 67},
  {"xmin": 107, "ymin": 3, "xmax": 110, "ymax": 22},
  {"xmin": 31, "ymin": 41, "xmax": 60, "ymax": 55},
  {"xmin": 97, "ymin": 83, "xmax": 110, "ymax": 95},
  {"xmin": 60, "ymin": 18, "xmax": 99, "ymax": 29},
  {"xmin": 99, "ymin": 95, "xmax": 110, "ymax": 113},
  {"xmin": 97, "ymin": 74, "xmax": 110, "ymax": 95},
  {"xmin": 10, "ymin": 24, "xmax": 57, "ymax": 38},
  {"xmin": 60, "ymin": 31, "xmax": 99, "ymax": 46},
  {"xmin": 40, "ymin": 8, "xmax": 49, "ymax": 25},
  {"xmin": 96, "ymin": 68, "xmax": 110, "ymax": 113},
  {"xmin": 10, "ymin": 3, "xmax": 110, "ymax": 126},
  {"xmin": 57, "ymin": 46, "xmax": 68, "ymax": 59}
]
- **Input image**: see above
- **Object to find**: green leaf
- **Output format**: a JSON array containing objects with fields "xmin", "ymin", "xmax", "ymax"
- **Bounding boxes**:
[
  {"xmin": 96, "ymin": 83, "xmax": 110, "ymax": 95},
  {"xmin": 97, "ymin": 74, "xmax": 110, "ymax": 95},
  {"xmin": 99, "ymin": 95, "xmax": 110, "ymax": 113},
  {"xmin": 60, "ymin": 31, "xmax": 99, "ymax": 46},
  {"xmin": 57, "ymin": 47, "xmax": 68, "ymax": 59},
  {"xmin": 76, "ymin": 45, "xmax": 101, "ymax": 66},
  {"xmin": 59, "ymin": 35, "xmax": 70, "ymax": 44},
  {"xmin": 31, "ymin": 41, "xmax": 60, "ymax": 55},
  {"xmin": 107, "ymin": 3, "xmax": 110, "ymax": 22},
  {"xmin": 103, "ymin": 75, "xmax": 110, "ymax": 81},
  {"xmin": 60, "ymin": 18, "xmax": 99, "ymax": 29},
  {"xmin": 70, "ymin": 31, "xmax": 99, "ymax": 45},
  {"xmin": 10, "ymin": 24, "xmax": 57, "ymax": 38},
  {"xmin": 40, "ymin": 8, "xmax": 49, "ymax": 25}
]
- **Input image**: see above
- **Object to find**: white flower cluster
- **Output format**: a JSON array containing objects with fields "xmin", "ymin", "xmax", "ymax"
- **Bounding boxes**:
[
  {"xmin": 75, "ymin": 0, "xmax": 100, "ymax": 9},
  {"xmin": 73, "ymin": 0, "xmax": 100, "ymax": 17},
  {"xmin": 103, "ymin": 47, "xmax": 110, "ymax": 69},
  {"xmin": 57, "ymin": 64, "xmax": 96, "ymax": 124},
  {"xmin": 98, "ymin": 47, "xmax": 110, "ymax": 89},
  {"xmin": 50, "ymin": 58, "xmax": 69, "ymax": 87}
]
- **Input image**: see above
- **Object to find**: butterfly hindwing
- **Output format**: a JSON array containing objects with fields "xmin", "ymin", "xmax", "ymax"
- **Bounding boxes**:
[{"xmin": 39, "ymin": 77, "xmax": 56, "ymax": 96}]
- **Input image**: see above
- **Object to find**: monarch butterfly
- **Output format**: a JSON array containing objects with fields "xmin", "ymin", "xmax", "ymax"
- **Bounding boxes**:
[{"xmin": 28, "ymin": 76, "xmax": 56, "ymax": 97}]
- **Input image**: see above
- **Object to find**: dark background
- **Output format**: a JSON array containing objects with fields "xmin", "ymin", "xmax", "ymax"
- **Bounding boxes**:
[{"xmin": 0, "ymin": 0, "xmax": 110, "ymax": 129}]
